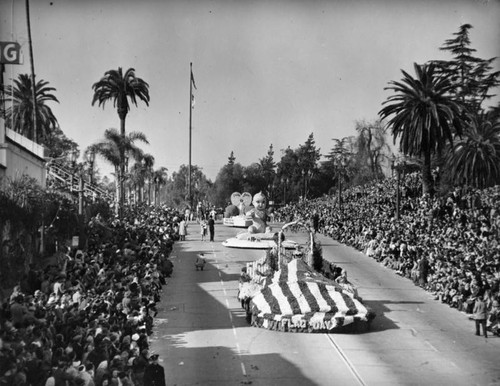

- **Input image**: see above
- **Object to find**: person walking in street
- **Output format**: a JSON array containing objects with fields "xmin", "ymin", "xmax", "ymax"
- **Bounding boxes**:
[
  {"xmin": 473, "ymin": 295, "xmax": 488, "ymax": 338},
  {"xmin": 179, "ymin": 218, "xmax": 187, "ymax": 241},
  {"xmin": 208, "ymin": 215, "xmax": 215, "ymax": 242},
  {"xmin": 143, "ymin": 354, "xmax": 166, "ymax": 386}
]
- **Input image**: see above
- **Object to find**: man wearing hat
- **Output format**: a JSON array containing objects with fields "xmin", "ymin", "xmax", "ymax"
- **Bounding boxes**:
[{"xmin": 143, "ymin": 353, "xmax": 166, "ymax": 386}]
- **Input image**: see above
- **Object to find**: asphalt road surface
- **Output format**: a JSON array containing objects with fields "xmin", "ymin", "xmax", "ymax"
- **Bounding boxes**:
[{"xmin": 150, "ymin": 221, "xmax": 500, "ymax": 386}]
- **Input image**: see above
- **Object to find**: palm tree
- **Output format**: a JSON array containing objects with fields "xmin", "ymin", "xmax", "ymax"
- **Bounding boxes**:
[
  {"xmin": 88, "ymin": 128, "xmax": 149, "ymax": 214},
  {"xmin": 2, "ymin": 73, "xmax": 59, "ymax": 143},
  {"xmin": 447, "ymin": 113, "xmax": 500, "ymax": 188},
  {"xmin": 128, "ymin": 153, "xmax": 156, "ymax": 205},
  {"xmin": 140, "ymin": 154, "xmax": 155, "ymax": 204},
  {"xmin": 152, "ymin": 167, "xmax": 168, "ymax": 205},
  {"xmin": 379, "ymin": 62, "xmax": 465, "ymax": 195},
  {"xmin": 91, "ymin": 67, "xmax": 150, "ymax": 215}
]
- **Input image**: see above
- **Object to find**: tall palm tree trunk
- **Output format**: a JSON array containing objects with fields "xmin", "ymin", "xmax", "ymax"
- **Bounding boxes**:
[
  {"xmin": 114, "ymin": 165, "xmax": 120, "ymax": 216},
  {"xmin": 119, "ymin": 115, "xmax": 126, "ymax": 216},
  {"xmin": 422, "ymin": 150, "xmax": 433, "ymax": 196}
]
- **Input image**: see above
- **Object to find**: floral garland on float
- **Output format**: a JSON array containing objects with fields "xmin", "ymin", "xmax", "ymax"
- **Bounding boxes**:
[{"xmin": 238, "ymin": 221, "xmax": 375, "ymax": 332}]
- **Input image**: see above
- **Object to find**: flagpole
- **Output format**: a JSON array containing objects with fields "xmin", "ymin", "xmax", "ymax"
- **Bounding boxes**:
[{"xmin": 188, "ymin": 62, "xmax": 193, "ymax": 211}]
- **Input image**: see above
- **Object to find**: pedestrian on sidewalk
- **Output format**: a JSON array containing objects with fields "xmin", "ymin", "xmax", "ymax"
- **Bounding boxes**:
[
  {"xmin": 144, "ymin": 353, "xmax": 166, "ymax": 386},
  {"xmin": 473, "ymin": 295, "xmax": 488, "ymax": 338},
  {"xmin": 179, "ymin": 218, "xmax": 187, "ymax": 241},
  {"xmin": 208, "ymin": 215, "xmax": 215, "ymax": 242}
]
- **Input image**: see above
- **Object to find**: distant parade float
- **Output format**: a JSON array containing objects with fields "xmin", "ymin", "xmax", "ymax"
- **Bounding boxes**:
[
  {"xmin": 222, "ymin": 192, "xmax": 298, "ymax": 249},
  {"xmin": 238, "ymin": 221, "xmax": 376, "ymax": 333},
  {"xmin": 223, "ymin": 192, "xmax": 253, "ymax": 228}
]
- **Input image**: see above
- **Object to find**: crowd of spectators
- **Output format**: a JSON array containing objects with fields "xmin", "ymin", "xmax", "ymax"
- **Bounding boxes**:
[
  {"xmin": 0, "ymin": 204, "xmax": 180, "ymax": 386},
  {"xmin": 277, "ymin": 173, "xmax": 500, "ymax": 335}
]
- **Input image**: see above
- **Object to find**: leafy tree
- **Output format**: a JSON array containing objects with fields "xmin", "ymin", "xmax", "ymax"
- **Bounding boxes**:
[
  {"xmin": 227, "ymin": 151, "xmax": 236, "ymax": 166},
  {"xmin": 243, "ymin": 163, "xmax": 267, "ymax": 194},
  {"xmin": 353, "ymin": 119, "xmax": 390, "ymax": 184},
  {"xmin": 166, "ymin": 164, "xmax": 209, "ymax": 208},
  {"xmin": 276, "ymin": 146, "xmax": 298, "ymax": 180},
  {"xmin": 296, "ymin": 133, "xmax": 321, "ymax": 199},
  {"xmin": 297, "ymin": 133, "xmax": 321, "ymax": 173},
  {"xmin": 276, "ymin": 146, "xmax": 300, "ymax": 203},
  {"xmin": 259, "ymin": 144, "xmax": 277, "ymax": 198},
  {"xmin": 434, "ymin": 24, "xmax": 500, "ymax": 115},
  {"xmin": 379, "ymin": 62, "xmax": 465, "ymax": 195},
  {"xmin": 433, "ymin": 24, "xmax": 500, "ymax": 190},
  {"xmin": 328, "ymin": 137, "xmax": 355, "ymax": 207},
  {"xmin": 214, "ymin": 152, "xmax": 244, "ymax": 207},
  {"xmin": 2, "ymin": 73, "xmax": 59, "ymax": 143},
  {"xmin": 43, "ymin": 124, "xmax": 78, "ymax": 159},
  {"xmin": 91, "ymin": 67, "xmax": 150, "ymax": 216}
]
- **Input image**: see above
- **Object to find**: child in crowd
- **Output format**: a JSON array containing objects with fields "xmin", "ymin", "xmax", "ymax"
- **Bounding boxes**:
[{"xmin": 200, "ymin": 219, "xmax": 207, "ymax": 241}]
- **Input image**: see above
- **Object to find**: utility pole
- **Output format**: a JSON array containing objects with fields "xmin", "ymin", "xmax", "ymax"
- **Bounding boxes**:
[
  {"xmin": 78, "ymin": 176, "xmax": 84, "ymax": 216},
  {"xmin": 188, "ymin": 62, "xmax": 194, "ymax": 210},
  {"xmin": 25, "ymin": 0, "xmax": 38, "ymax": 142}
]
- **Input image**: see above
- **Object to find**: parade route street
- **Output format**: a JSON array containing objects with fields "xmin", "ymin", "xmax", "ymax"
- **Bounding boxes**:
[{"xmin": 150, "ymin": 222, "xmax": 500, "ymax": 386}]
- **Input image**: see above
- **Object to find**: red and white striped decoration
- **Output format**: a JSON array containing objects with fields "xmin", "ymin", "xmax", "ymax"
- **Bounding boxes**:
[{"xmin": 249, "ymin": 259, "xmax": 375, "ymax": 332}]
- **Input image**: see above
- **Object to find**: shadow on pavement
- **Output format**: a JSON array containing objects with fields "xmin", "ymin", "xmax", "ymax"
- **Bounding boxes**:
[
  {"xmin": 361, "ymin": 299, "xmax": 412, "ymax": 332},
  {"xmin": 159, "ymin": 343, "xmax": 320, "ymax": 386},
  {"xmin": 152, "ymin": 236, "xmax": 320, "ymax": 385}
]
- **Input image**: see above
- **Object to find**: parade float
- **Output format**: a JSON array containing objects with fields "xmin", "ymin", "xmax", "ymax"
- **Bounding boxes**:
[
  {"xmin": 222, "ymin": 192, "xmax": 298, "ymax": 249},
  {"xmin": 223, "ymin": 192, "xmax": 253, "ymax": 228},
  {"xmin": 238, "ymin": 220, "xmax": 375, "ymax": 332}
]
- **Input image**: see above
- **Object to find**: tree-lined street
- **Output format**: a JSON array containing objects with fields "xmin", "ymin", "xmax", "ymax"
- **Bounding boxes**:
[{"xmin": 151, "ymin": 222, "xmax": 500, "ymax": 386}]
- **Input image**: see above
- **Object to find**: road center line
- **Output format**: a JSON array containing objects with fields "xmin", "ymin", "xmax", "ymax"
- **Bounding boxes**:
[
  {"xmin": 424, "ymin": 340, "xmax": 439, "ymax": 352},
  {"xmin": 213, "ymin": 247, "xmax": 248, "ymax": 378},
  {"xmin": 326, "ymin": 334, "xmax": 366, "ymax": 386}
]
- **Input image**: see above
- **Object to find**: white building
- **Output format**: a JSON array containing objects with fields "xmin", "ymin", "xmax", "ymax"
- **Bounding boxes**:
[{"xmin": 0, "ymin": 117, "xmax": 47, "ymax": 188}]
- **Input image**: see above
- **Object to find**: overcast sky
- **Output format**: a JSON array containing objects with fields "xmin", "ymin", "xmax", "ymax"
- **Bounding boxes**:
[{"xmin": 2, "ymin": 0, "xmax": 500, "ymax": 181}]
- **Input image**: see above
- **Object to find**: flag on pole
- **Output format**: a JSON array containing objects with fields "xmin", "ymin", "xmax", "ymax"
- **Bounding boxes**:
[
  {"xmin": 191, "ymin": 69, "xmax": 197, "ymax": 90},
  {"xmin": 191, "ymin": 68, "xmax": 197, "ymax": 109}
]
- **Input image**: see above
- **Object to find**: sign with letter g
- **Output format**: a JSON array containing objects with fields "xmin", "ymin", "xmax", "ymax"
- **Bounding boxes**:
[{"xmin": 0, "ymin": 42, "xmax": 22, "ymax": 64}]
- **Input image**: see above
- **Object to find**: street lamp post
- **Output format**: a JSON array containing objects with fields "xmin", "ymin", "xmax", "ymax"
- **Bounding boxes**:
[
  {"xmin": 396, "ymin": 165, "xmax": 400, "ymax": 221},
  {"xmin": 69, "ymin": 149, "xmax": 85, "ymax": 248},
  {"xmin": 154, "ymin": 177, "xmax": 160, "ymax": 206},
  {"xmin": 337, "ymin": 158, "xmax": 346, "ymax": 212},
  {"xmin": 145, "ymin": 176, "xmax": 151, "ymax": 205},
  {"xmin": 337, "ymin": 174, "xmax": 342, "ymax": 211},
  {"xmin": 124, "ymin": 155, "xmax": 131, "ymax": 205},
  {"xmin": 69, "ymin": 149, "xmax": 78, "ymax": 192},
  {"xmin": 280, "ymin": 177, "xmax": 288, "ymax": 206},
  {"xmin": 391, "ymin": 156, "xmax": 404, "ymax": 221},
  {"xmin": 301, "ymin": 169, "xmax": 306, "ymax": 200},
  {"xmin": 87, "ymin": 149, "xmax": 96, "ymax": 185},
  {"xmin": 78, "ymin": 176, "xmax": 84, "ymax": 216}
]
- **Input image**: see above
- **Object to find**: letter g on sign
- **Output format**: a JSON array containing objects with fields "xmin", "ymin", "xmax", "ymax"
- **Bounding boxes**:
[{"xmin": 0, "ymin": 42, "xmax": 22, "ymax": 64}]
